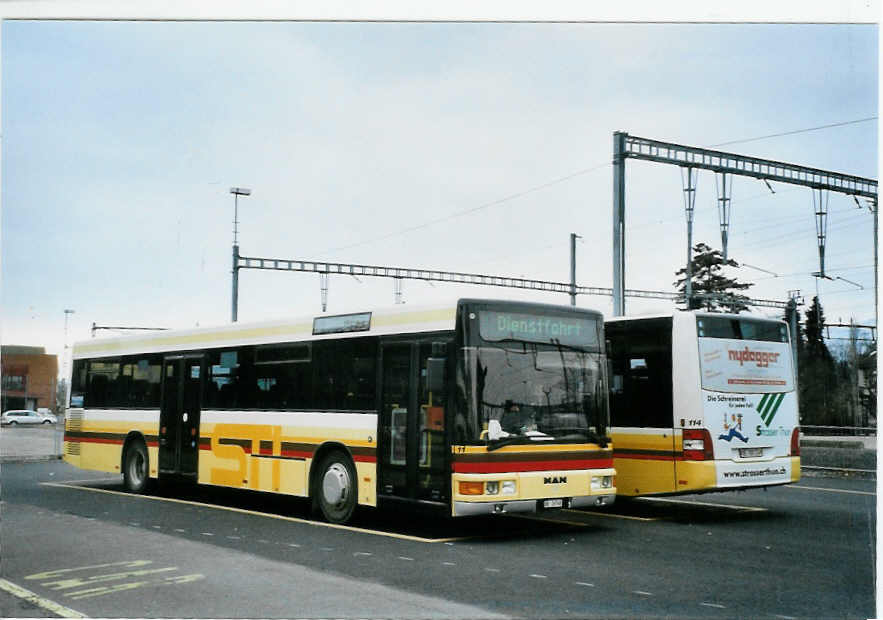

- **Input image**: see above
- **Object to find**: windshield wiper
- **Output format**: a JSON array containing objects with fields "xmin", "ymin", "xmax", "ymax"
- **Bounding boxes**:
[
  {"xmin": 486, "ymin": 436, "xmax": 530, "ymax": 451},
  {"xmin": 549, "ymin": 338, "xmax": 594, "ymax": 354}
]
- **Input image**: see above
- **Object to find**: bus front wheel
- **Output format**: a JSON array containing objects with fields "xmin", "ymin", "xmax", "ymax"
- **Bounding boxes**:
[
  {"xmin": 312, "ymin": 450, "xmax": 357, "ymax": 524},
  {"xmin": 123, "ymin": 440, "xmax": 149, "ymax": 494}
]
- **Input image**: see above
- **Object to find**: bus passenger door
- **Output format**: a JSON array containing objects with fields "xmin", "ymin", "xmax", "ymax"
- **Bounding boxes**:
[
  {"xmin": 378, "ymin": 341, "xmax": 447, "ymax": 503},
  {"xmin": 159, "ymin": 355, "xmax": 203, "ymax": 478}
]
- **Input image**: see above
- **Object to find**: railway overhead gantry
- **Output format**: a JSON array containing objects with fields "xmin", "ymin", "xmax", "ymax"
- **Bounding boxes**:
[{"xmin": 611, "ymin": 131, "xmax": 878, "ymax": 317}]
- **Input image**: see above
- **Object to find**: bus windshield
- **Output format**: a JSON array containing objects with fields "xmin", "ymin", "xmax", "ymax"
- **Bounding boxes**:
[{"xmin": 460, "ymin": 342, "xmax": 608, "ymax": 447}]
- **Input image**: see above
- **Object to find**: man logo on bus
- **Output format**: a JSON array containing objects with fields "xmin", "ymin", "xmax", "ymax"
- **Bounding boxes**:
[{"xmin": 719, "ymin": 413, "xmax": 749, "ymax": 443}]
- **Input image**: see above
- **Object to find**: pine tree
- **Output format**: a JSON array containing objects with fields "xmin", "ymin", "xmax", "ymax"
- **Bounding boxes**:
[
  {"xmin": 673, "ymin": 242, "xmax": 754, "ymax": 312},
  {"xmin": 799, "ymin": 296, "xmax": 842, "ymax": 426},
  {"xmin": 804, "ymin": 296, "xmax": 832, "ymax": 363}
]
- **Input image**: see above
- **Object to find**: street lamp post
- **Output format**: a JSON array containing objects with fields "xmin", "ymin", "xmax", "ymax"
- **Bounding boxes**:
[
  {"xmin": 62, "ymin": 309, "xmax": 75, "ymax": 417},
  {"xmin": 230, "ymin": 187, "xmax": 251, "ymax": 323}
]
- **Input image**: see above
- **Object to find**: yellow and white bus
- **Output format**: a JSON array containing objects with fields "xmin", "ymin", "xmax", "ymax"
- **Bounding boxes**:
[
  {"xmin": 64, "ymin": 298, "xmax": 615, "ymax": 523},
  {"xmin": 605, "ymin": 311, "xmax": 800, "ymax": 497}
]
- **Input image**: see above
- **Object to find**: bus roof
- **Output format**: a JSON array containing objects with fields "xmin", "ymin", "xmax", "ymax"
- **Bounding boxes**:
[
  {"xmin": 605, "ymin": 310, "xmax": 786, "ymax": 325},
  {"xmin": 72, "ymin": 298, "xmax": 605, "ymax": 359},
  {"xmin": 72, "ymin": 302, "xmax": 459, "ymax": 359}
]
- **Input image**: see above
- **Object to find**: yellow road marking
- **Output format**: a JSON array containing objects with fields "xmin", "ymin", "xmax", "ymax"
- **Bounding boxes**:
[
  {"xmin": 787, "ymin": 484, "xmax": 876, "ymax": 496},
  {"xmin": 0, "ymin": 578, "xmax": 85, "ymax": 618},
  {"xmin": 564, "ymin": 508, "xmax": 660, "ymax": 522},
  {"xmin": 40, "ymin": 482, "xmax": 467, "ymax": 543},
  {"xmin": 505, "ymin": 513, "xmax": 595, "ymax": 527}
]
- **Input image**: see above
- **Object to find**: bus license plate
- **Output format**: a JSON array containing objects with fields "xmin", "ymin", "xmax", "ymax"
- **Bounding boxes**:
[
  {"xmin": 542, "ymin": 499, "xmax": 564, "ymax": 509},
  {"xmin": 739, "ymin": 448, "xmax": 763, "ymax": 458}
]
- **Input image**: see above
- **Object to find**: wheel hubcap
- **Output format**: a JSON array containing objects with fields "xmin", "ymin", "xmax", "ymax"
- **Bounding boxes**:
[
  {"xmin": 130, "ymin": 452, "xmax": 145, "ymax": 485},
  {"xmin": 322, "ymin": 463, "xmax": 350, "ymax": 507}
]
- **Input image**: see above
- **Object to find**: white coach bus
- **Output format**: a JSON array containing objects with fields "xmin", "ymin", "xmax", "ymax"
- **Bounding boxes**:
[{"xmin": 605, "ymin": 311, "xmax": 800, "ymax": 497}]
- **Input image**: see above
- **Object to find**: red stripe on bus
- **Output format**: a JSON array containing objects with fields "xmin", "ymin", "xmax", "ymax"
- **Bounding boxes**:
[
  {"xmin": 197, "ymin": 443, "xmax": 375, "ymax": 463},
  {"xmin": 452, "ymin": 458, "xmax": 612, "ymax": 474},
  {"xmin": 72, "ymin": 436, "xmax": 124, "ymax": 446},
  {"xmin": 613, "ymin": 452, "xmax": 685, "ymax": 462}
]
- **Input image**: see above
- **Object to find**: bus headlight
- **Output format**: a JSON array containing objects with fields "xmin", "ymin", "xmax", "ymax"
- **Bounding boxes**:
[
  {"xmin": 592, "ymin": 476, "xmax": 613, "ymax": 490},
  {"xmin": 501, "ymin": 480, "xmax": 517, "ymax": 495},
  {"xmin": 486, "ymin": 481, "xmax": 500, "ymax": 495}
]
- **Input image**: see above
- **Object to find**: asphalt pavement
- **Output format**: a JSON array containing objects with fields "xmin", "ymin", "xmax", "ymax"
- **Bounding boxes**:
[{"xmin": 1, "ymin": 457, "xmax": 877, "ymax": 618}]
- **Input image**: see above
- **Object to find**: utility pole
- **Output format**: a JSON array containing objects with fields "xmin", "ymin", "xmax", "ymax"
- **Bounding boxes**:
[
  {"xmin": 849, "ymin": 319, "xmax": 859, "ymax": 427},
  {"xmin": 612, "ymin": 131, "xmax": 627, "ymax": 316},
  {"xmin": 786, "ymin": 290, "xmax": 803, "ymax": 387},
  {"xmin": 230, "ymin": 187, "xmax": 251, "ymax": 323},
  {"xmin": 682, "ymin": 168, "xmax": 697, "ymax": 309},
  {"xmin": 569, "ymin": 233, "xmax": 581, "ymax": 306}
]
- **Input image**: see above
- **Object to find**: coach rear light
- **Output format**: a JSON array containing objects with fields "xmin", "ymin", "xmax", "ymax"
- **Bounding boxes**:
[
  {"xmin": 486, "ymin": 481, "xmax": 500, "ymax": 495},
  {"xmin": 790, "ymin": 427, "xmax": 801, "ymax": 456},
  {"xmin": 501, "ymin": 480, "xmax": 516, "ymax": 495},
  {"xmin": 682, "ymin": 429, "xmax": 714, "ymax": 461}
]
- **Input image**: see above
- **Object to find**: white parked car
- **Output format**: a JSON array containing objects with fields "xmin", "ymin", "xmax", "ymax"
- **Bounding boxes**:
[{"xmin": 1, "ymin": 409, "xmax": 57, "ymax": 425}]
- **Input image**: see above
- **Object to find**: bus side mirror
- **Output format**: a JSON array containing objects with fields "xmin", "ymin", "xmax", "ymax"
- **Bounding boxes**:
[{"xmin": 427, "ymin": 357, "xmax": 446, "ymax": 392}]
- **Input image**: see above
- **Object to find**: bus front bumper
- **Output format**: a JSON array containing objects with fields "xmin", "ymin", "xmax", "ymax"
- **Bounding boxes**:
[{"xmin": 453, "ymin": 493, "xmax": 615, "ymax": 517}]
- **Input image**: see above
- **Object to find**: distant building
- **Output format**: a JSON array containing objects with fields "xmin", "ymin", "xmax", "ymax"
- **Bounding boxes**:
[{"xmin": 1, "ymin": 346, "xmax": 58, "ymax": 413}]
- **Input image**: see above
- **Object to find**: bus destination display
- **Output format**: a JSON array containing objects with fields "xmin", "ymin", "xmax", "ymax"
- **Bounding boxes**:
[{"xmin": 479, "ymin": 311, "xmax": 598, "ymax": 348}]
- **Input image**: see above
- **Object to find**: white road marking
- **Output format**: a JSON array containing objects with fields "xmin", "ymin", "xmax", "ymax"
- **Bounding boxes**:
[
  {"xmin": 0, "ymin": 578, "xmax": 85, "ymax": 618},
  {"xmin": 484, "ymin": 568, "xmax": 501, "ymax": 573},
  {"xmin": 530, "ymin": 574, "xmax": 548, "ymax": 579},
  {"xmin": 633, "ymin": 591, "xmax": 653, "ymax": 596},
  {"xmin": 398, "ymin": 556, "xmax": 414, "ymax": 561},
  {"xmin": 42, "ymin": 482, "xmax": 464, "ymax": 543},
  {"xmin": 787, "ymin": 484, "xmax": 875, "ymax": 496},
  {"xmin": 200, "ymin": 532, "xmax": 214, "ymax": 536},
  {"xmin": 354, "ymin": 552, "xmax": 373, "ymax": 557},
  {"xmin": 640, "ymin": 497, "xmax": 767, "ymax": 512},
  {"xmin": 174, "ymin": 529, "xmax": 186, "ymax": 533},
  {"xmin": 443, "ymin": 562, "xmax": 456, "ymax": 566},
  {"xmin": 774, "ymin": 615, "xmax": 797, "ymax": 619},
  {"xmin": 576, "ymin": 582, "xmax": 595, "ymax": 587},
  {"xmin": 287, "ymin": 543, "xmax": 301, "ymax": 548},
  {"xmin": 227, "ymin": 536, "xmax": 241, "ymax": 540},
  {"xmin": 701, "ymin": 602, "xmax": 726, "ymax": 609}
]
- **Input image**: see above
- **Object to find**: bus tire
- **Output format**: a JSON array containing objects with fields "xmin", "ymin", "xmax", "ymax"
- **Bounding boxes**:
[
  {"xmin": 123, "ymin": 439, "xmax": 149, "ymax": 494},
  {"xmin": 312, "ymin": 450, "xmax": 357, "ymax": 524}
]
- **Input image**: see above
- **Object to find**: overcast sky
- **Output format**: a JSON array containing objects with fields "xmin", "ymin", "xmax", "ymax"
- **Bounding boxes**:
[{"xmin": 1, "ymin": 12, "xmax": 878, "ymax": 369}]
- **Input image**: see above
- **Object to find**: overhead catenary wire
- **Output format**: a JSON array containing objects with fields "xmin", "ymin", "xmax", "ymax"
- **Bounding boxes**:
[
  {"xmin": 315, "ymin": 117, "xmax": 877, "ymax": 260},
  {"xmin": 707, "ymin": 116, "xmax": 878, "ymax": 148},
  {"xmin": 316, "ymin": 161, "xmax": 611, "ymax": 258}
]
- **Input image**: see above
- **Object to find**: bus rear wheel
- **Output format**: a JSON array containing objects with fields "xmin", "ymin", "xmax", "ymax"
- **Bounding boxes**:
[
  {"xmin": 123, "ymin": 440, "xmax": 149, "ymax": 494},
  {"xmin": 312, "ymin": 450, "xmax": 357, "ymax": 524}
]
